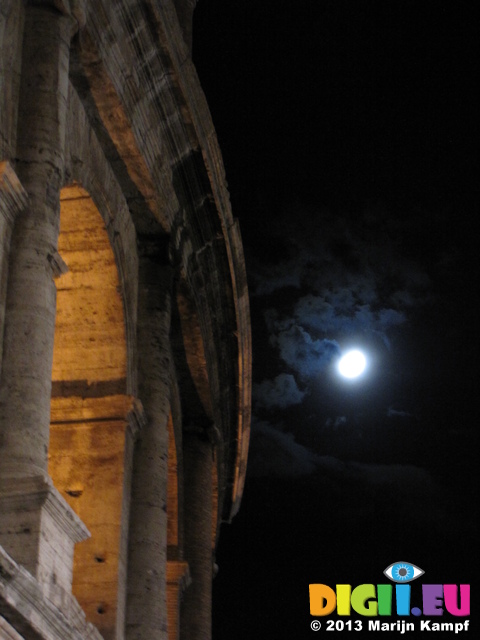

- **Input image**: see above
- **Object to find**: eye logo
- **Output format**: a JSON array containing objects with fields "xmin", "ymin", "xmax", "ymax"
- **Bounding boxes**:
[{"xmin": 384, "ymin": 561, "xmax": 424, "ymax": 583}]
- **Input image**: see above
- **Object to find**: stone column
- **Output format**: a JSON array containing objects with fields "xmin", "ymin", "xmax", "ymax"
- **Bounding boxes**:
[
  {"xmin": 0, "ymin": 3, "xmax": 89, "ymax": 607},
  {"xmin": 0, "ymin": 4, "xmax": 72, "ymax": 477},
  {"xmin": 0, "ymin": 162, "xmax": 27, "ymax": 376},
  {"xmin": 126, "ymin": 260, "xmax": 173, "ymax": 640},
  {"xmin": 167, "ymin": 560, "xmax": 191, "ymax": 640},
  {"xmin": 180, "ymin": 430, "xmax": 214, "ymax": 640}
]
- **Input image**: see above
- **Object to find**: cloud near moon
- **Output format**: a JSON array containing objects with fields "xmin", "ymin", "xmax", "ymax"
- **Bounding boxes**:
[
  {"xmin": 245, "ymin": 204, "xmax": 441, "ymax": 486},
  {"xmin": 250, "ymin": 205, "xmax": 431, "ymax": 412}
]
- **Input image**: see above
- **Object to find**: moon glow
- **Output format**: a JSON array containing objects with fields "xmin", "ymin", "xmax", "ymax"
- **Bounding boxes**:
[{"xmin": 338, "ymin": 350, "xmax": 367, "ymax": 379}]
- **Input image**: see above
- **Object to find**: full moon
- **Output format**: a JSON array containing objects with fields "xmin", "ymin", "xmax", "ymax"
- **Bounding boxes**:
[{"xmin": 338, "ymin": 349, "xmax": 367, "ymax": 379}]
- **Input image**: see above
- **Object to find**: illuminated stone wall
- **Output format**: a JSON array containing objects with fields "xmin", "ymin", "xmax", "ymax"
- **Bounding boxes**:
[{"xmin": 0, "ymin": 2, "xmax": 251, "ymax": 639}]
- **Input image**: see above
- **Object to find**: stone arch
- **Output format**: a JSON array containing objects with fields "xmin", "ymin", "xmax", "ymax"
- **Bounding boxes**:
[
  {"xmin": 48, "ymin": 183, "xmax": 136, "ymax": 640},
  {"xmin": 51, "ymin": 183, "xmax": 127, "ymax": 393},
  {"xmin": 0, "ymin": 1, "xmax": 252, "ymax": 638},
  {"xmin": 65, "ymin": 82, "xmax": 139, "ymax": 396}
]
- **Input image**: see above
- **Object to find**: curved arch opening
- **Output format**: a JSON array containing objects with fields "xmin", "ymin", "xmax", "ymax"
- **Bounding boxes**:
[
  {"xmin": 48, "ymin": 184, "xmax": 132, "ymax": 638},
  {"xmin": 51, "ymin": 183, "xmax": 127, "ymax": 390}
]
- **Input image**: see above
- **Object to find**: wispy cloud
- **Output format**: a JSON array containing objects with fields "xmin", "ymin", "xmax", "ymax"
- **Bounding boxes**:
[
  {"xmin": 253, "ymin": 374, "xmax": 306, "ymax": 410},
  {"xmin": 387, "ymin": 407, "xmax": 414, "ymax": 419},
  {"xmin": 249, "ymin": 205, "xmax": 432, "ymax": 412},
  {"xmin": 248, "ymin": 418, "xmax": 433, "ymax": 491},
  {"xmin": 247, "ymin": 419, "xmax": 343, "ymax": 477},
  {"xmin": 265, "ymin": 312, "xmax": 340, "ymax": 380},
  {"xmin": 325, "ymin": 416, "xmax": 348, "ymax": 429}
]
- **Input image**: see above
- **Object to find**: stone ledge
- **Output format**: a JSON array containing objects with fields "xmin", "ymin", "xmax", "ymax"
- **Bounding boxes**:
[
  {"xmin": 0, "ymin": 546, "xmax": 103, "ymax": 640},
  {"xmin": 0, "ymin": 475, "xmax": 90, "ymax": 611},
  {"xmin": 0, "ymin": 475, "xmax": 89, "ymax": 545}
]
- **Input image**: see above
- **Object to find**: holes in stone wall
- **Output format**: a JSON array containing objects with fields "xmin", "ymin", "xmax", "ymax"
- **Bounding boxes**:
[{"xmin": 66, "ymin": 488, "xmax": 83, "ymax": 498}]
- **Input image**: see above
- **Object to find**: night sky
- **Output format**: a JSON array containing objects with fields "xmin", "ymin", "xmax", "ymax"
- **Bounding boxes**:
[{"xmin": 193, "ymin": 2, "xmax": 478, "ymax": 637}]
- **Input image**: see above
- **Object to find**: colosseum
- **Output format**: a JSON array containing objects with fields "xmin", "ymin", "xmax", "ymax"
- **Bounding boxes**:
[{"xmin": 0, "ymin": 1, "xmax": 251, "ymax": 639}]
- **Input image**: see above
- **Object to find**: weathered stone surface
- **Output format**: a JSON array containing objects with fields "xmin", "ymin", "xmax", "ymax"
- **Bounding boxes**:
[
  {"xmin": 0, "ymin": 162, "xmax": 27, "ymax": 378},
  {"xmin": 0, "ymin": 2, "xmax": 24, "ymax": 159},
  {"xmin": 181, "ymin": 433, "xmax": 213, "ymax": 640},
  {"xmin": 49, "ymin": 414, "xmax": 133, "ymax": 639},
  {"xmin": 0, "ymin": 1, "xmax": 251, "ymax": 638},
  {"xmin": 64, "ymin": 85, "xmax": 139, "ymax": 396},
  {"xmin": 53, "ymin": 186, "xmax": 127, "ymax": 386},
  {"xmin": 172, "ymin": 0, "xmax": 198, "ymax": 52},
  {"xmin": 0, "ymin": 6, "xmax": 72, "ymax": 476},
  {"xmin": 166, "ymin": 560, "xmax": 190, "ymax": 640},
  {"xmin": 0, "ymin": 615, "xmax": 24, "ymax": 640},
  {"xmin": 126, "ymin": 262, "xmax": 172, "ymax": 640},
  {"xmin": 0, "ymin": 545, "xmax": 103, "ymax": 640},
  {"xmin": 0, "ymin": 476, "xmax": 89, "ymax": 603}
]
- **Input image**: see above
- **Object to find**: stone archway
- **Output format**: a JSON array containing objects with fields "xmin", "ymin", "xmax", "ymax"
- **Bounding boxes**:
[{"xmin": 48, "ymin": 184, "xmax": 133, "ymax": 639}]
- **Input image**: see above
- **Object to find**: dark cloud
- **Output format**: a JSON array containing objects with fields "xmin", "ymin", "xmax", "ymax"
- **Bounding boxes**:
[
  {"xmin": 325, "ymin": 416, "xmax": 347, "ymax": 429},
  {"xmin": 250, "ymin": 205, "xmax": 432, "ymax": 307},
  {"xmin": 387, "ymin": 407, "xmax": 414, "ymax": 419},
  {"xmin": 250, "ymin": 254, "xmax": 307, "ymax": 296},
  {"xmin": 246, "ymin": 204, "xmax": 463, "ymax": 493},
  {"xmin": 292, "ymin": 293, "xmax": 406, "ymax": 347},
  {"xmin": 258, "ymin": 289, "xmax": 405, "ymax": 396},
  {"xmin": 248, "ymin": 418, "xmax": 432, "ymax": 484},
  {"xmin": 247, "ymin": 420, "xmax": 442, "ymax": 532},
  {"xmin": 252, "ymin": 373, "xmax": 305, "ymax": 410},
  {"xmin": 265, "ymin": 311, "xmax": 340, "ymax": 380},
  {"xmin": 245, "ymin": 417, "xmax": 474, "ymax": 549},
  {"xmin": 249, "ymin": 206, "xmax": 432, "ymax": 415},
  {"xmin": 247, "ymin": 419, "xmax": 345, "ymax": 478}
]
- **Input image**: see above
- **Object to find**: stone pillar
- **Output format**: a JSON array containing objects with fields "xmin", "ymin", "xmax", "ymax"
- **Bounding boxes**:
[
  {"xmin": 0, "ymin": 162, "xmax": 27, "ymax": 376},
  {"xmin": 0, "ymin": 4, "xmax": 89, "ymax": 607},
  {"xmin": 167, "ymin": 560, "xmax": 191, "ymax": 640},
  {"xmin": 126, "ymin": 261, "xmax": 173, "ymax": 640},
  {"xmin": 0, "ymin": 4, "xmax": 72, "ymax": 477},
  {"xmin": 180, "ymin": 430, "xmax": 214, "ymax": 640}
]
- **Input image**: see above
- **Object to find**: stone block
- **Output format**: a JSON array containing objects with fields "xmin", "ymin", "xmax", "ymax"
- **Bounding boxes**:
[{"xmin": 0, "ymin": 475, "xmax": 89, "ymax": 610}]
